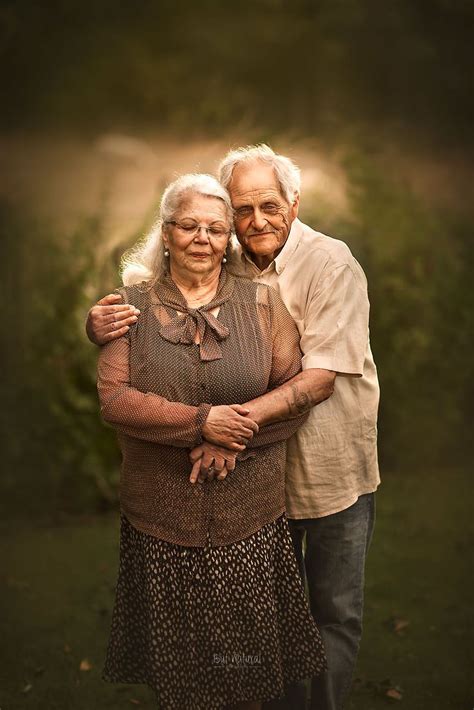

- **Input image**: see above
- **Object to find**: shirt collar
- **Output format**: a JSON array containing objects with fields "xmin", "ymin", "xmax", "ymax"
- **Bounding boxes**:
[
  {"xmin": 273, "ymin": 218, "xmax": 303, "ymax": 274},
  {"xmin": 240, "ymin": 218, "xmax": 303, "ymax": 276}
]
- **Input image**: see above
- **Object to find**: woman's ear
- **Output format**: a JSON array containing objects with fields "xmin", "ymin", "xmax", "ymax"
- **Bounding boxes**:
[{"xmin": 161, "ymin": 225, "xmax": 169, "ymax": 250}]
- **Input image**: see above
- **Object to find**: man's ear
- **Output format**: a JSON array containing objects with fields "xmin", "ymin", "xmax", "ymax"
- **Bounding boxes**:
[{"xmin": 290, "ymin": 192, "xmax": 300, "ymax": 220}]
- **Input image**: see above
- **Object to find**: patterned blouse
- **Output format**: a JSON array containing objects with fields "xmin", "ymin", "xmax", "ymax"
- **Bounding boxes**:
[{"xmin": 97, "ymin": 268, "xmax": 308, "ymax": 547}]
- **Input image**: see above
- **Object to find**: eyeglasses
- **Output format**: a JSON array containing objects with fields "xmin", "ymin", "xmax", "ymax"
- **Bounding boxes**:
[{"xmin": 165, "ymin": 220, "xmax": 230, "ymax": 238}]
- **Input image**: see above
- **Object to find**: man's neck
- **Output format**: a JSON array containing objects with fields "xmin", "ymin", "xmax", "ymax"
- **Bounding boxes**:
[
  {"xmin": 244, "ymin": 221, "xmax": 296, "ymax": 271},
  {"xmin": 248, "ymin": 245, "xmax": 286, "ymax": 271},
  {"xmin": 250, "ymin": 253, "xmax": 274, "ymax": 271}
]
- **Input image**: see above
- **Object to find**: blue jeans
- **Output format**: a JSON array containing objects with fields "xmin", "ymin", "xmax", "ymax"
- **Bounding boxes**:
[{"xmin": 265, "ymin": 493, "xmax": 376, "ymax": 710}]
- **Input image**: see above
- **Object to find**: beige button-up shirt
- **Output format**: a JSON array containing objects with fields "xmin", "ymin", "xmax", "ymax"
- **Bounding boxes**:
[{"xmin": 241, "ymin": 218, "xmax": 380, "ymax": 518}]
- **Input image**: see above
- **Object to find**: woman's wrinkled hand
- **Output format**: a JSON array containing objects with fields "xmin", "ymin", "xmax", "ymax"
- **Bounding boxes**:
[
  {"xmin": 189, "ymin": 442, "xmax": 238, "ymax": 484},
  {"xmin": 202, "ymin": 405, "xmax": 259, "ymax": 451}
]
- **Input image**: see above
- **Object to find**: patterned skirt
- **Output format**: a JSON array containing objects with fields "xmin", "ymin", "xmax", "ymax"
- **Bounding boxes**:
[{"xmin": 103, "ymin": 513, "xmax": 327, "ymax": 709}]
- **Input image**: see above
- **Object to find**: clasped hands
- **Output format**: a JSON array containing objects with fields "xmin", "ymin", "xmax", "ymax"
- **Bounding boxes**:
[{"xmin": 189, "ymin": 404, "xmax": 258, "ymax": 484}]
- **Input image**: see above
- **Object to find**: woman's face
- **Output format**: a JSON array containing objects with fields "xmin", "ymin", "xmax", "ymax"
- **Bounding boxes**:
[{"xmin": 163, "ymin": 193, "xmax": 230, "ymax": 278}]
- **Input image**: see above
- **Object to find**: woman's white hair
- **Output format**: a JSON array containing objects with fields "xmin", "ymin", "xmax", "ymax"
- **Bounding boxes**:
[
  {"xmin": 121, "ymin": 173, "xmax": 241, "ymax": 286},
  {"xmin": 217, "ymin": 144, "xmax": 301, "ymax": 204}
]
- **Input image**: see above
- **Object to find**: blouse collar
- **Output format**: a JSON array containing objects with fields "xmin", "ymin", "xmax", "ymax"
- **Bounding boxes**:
[{"xmin": 154, "ymin": 268, "xmax": 235, "ymax": 362}]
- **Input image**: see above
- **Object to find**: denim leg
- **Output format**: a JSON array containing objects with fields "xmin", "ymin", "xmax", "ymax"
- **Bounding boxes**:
[
  {"xmin": 301, "ymin": 493, "xmax": 376, "ymax": 710},
  {"xmin": 289, "ymin": 517, "xmax": 306, "ymax": 583}
]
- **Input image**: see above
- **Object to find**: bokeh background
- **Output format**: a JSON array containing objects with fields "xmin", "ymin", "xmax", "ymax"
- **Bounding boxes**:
[{"xmin": 1, "ymin": 1, "xmax": 472, "ymax": 708}]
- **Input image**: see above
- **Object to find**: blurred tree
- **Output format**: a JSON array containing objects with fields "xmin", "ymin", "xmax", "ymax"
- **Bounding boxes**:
[
  {"xmin": 1, "ymin": 0, "xmax": 472, "ymax": 147},
  {"xmin": 301, "ymin": 154, "xmax": 473, "ymax": 468},
  {"xmin": 0, "ymin": 203, "xmax": 122, "ymax": 519}
]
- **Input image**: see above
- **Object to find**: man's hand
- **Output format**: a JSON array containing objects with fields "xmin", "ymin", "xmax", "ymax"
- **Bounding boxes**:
[
  {"xmin": 188, "ymin": 442, "xmax": 238, "ymax": 484},
  {"xmin": 86, "ymin": 294, "xmax": 140, "ymax": 345},
  {"xmin": 202, "ymin": 405, "xmax": 259, "ymax": 451}
]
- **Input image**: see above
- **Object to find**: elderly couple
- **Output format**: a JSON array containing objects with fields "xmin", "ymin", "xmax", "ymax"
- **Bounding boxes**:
[{"xmin": 86, "ymin": 144, "xmax": 380, "ymax": 710}]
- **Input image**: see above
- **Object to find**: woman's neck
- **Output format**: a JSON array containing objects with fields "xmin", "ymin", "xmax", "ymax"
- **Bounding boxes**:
[{"xmin": 170, "ymin": 266, "xmax": 221, "ymax": 307}]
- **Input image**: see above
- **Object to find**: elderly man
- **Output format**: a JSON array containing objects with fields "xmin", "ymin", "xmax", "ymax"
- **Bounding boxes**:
[{"xmin": 86, "ymin": 145, "xmax": 380, "ymax": 710}]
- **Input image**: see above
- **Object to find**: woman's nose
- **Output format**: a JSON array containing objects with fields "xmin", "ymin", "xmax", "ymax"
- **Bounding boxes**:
[{"xmin": 193, "ymin": 227, "xmax": 210, "ymax": 242}]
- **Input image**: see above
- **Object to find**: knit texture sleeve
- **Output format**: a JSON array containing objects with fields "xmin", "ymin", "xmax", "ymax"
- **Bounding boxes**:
[{"xmin": 97, "ymin": 336, "xmax": 211, "ymax": 447}]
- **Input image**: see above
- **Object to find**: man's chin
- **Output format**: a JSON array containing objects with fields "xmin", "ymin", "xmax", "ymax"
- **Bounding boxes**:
[{"xmin": 244, "ymin": 236, "xmax": 279, "ymax": 255}]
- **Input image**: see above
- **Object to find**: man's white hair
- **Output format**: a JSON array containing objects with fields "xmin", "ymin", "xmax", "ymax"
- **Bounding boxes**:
[
  {"xmin": 121, "ymin": 173, "xmax": 239, "ymax": 286},
  {"xmin": 217, "ymin": 144, "xmax": 301, "ymax": 204}
]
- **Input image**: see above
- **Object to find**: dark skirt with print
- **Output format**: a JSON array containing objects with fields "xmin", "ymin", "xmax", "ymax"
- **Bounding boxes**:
[{"xmin": 102, "ymin": 513, "xmax": 327, "ymax": 709}]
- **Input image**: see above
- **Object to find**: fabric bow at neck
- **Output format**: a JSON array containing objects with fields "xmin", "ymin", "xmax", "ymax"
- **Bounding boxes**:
[{"xmin": 155, "ymin": 270, "xmax": 234, "ymax": 362}]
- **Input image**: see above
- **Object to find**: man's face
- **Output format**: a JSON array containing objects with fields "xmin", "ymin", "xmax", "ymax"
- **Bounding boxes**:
[{"xmin": 228, "ymin": 162, "xmax": 299, "ymax": 267}]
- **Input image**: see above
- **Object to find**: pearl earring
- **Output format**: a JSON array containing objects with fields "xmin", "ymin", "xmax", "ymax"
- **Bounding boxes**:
[
  {"xmin": 222, "ymin": 257, "xmax": 227, "ymax": 264},
  {"xmin": 164, "ymin": 249, "xmax": 170, "ymax": 257}
]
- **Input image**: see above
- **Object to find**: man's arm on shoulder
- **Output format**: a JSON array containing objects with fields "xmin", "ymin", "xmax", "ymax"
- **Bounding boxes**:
[{"xmin": 85, "ymin": 294, "xmax": 140, "ymax": 345}]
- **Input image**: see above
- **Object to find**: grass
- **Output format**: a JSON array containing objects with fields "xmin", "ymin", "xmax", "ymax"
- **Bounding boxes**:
[
  {"xmin": 348, "ymin": 467, "xmax": 472, "ymax": 710},
  {"xmin": 0, "ymin": 468, "xmax": 471, "ymax": 710}
]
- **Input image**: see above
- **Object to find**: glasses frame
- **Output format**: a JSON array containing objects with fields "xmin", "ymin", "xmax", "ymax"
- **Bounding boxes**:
[{"xmin": 165, "ymin": 220, "xmax": 231, "ymax": 238}]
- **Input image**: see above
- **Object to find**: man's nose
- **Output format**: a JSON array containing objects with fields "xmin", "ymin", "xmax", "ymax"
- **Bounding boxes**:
[{"xmin": 250, "ymin": 209, "xmax": 268, "ymax": 231}]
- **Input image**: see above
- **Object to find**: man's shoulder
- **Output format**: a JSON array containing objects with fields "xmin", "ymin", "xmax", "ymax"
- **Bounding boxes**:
[
  {"xmin": 294, "ymin": 221, "xmax": 368, "ymax": 292},
  {"xmin": 296, "ymin": 220, "xmax": 355, "ymax": 268}
]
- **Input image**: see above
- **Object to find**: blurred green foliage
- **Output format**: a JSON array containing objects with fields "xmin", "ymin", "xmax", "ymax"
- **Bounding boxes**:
[
  {"xmin": 1, "ymin": 0, "xmax": 472, "ymax": 146},
  {"xmin": 302, "ymin": 154, "xmax": 473, "ymax": 467},
  {"xmin": 0, "ymin": 204, "xmax": 123, "ymax": 518}
]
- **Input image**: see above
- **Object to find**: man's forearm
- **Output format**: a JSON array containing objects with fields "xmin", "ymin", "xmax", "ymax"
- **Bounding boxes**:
[{"xmin": 244, "ymin": 368, "xmax": 336, "ymax": 427}]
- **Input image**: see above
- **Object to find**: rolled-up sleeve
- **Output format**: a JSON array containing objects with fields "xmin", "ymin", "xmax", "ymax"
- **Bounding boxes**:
[{"xmin": 300, "ymin": 262, "xmax": 370, "ymax": 376}]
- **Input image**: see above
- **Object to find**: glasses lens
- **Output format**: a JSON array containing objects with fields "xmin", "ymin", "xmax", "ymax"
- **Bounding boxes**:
[
  {"xmin": 176, "ymin": 221, "xmax": 199, "ymax": 235},
  {"xmin": 174, "ymin": 221, "xmax": 228, "ymax": 237},
  {"xmin": 207, "ymin": 227, "xmax": 228, "ymax": 237}
]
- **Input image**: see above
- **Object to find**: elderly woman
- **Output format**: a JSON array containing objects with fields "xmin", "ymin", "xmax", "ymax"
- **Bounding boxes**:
[{"xmin": 97, "ymin": 173, "xmax": 326, "ymax": 710}]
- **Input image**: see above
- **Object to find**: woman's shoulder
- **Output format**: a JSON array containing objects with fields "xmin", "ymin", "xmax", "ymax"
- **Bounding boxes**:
[
  {"xmin": 115, "ymin": 281, "xmax": 153, "ymax": 310},
  {"xmin": 230, "ymin": 275, "xmax": 279, "ymax": 308}
]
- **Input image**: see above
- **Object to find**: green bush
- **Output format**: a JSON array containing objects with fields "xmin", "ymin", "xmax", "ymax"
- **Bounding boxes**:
[
  {"xmin": 301, "ymin": 155, "xmax": 473, "ymax": 469},
  {"xmin": 0, "ymin": 203, "xmax": 122, "ymax": 519}
]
